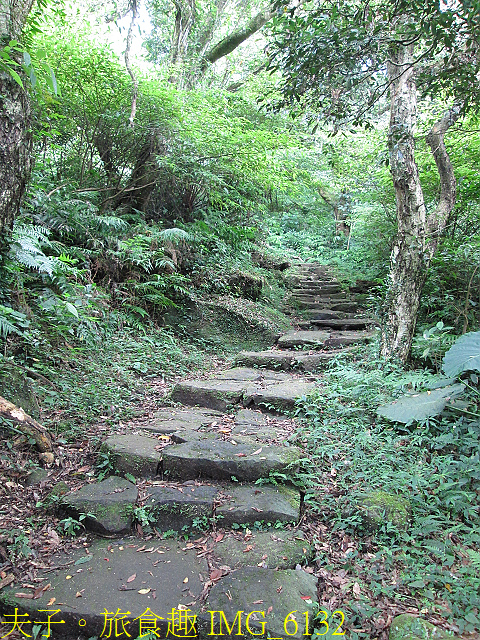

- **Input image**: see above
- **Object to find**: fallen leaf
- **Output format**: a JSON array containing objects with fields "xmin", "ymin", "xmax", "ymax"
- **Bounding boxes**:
[
  {"xmin": 138, "ymin": 588, "xmax": 151, "ymax": 595},
  {"xmin": 47, "ymin": 597, "xmax": 56, "ymax": 606},
  {"xmin": 252, "ymin": 600, "xmax": 264, "ymax": 605},
  {"xmin": 15, "ymin": 593, "xmax": 34, "ymax": 599},
  {"xmin": 136, "ymin": 545, "xmax": 146, "ymax": 552},
  {"xmin": 266, "ymin": 606, "xmax": 273, "ymax": 615},
  {"xmin": 215, "ymin": 534, "xmax": 224, "ymax": 542},
  {"xmin": 353, "ymin": 582, "xmax": 361, "ymax": 596},
  {"xmin": 300, "ymin": 596, "xmax": 312, "ymax": 601},
  {"xmin": 251, "ymin": 448, "xmax": 262, "ymax": 455},
  {"xmin": 210, "ymin": 569, "xmax": 223, "ymax": 581},
  {"xmin": 65, "ymin": 576, "xmax": 72, "ymax": 580},
  {"xmin": 243, "ymin": 545, "xmax": 253, "ymax": 553},
  {"xmin": 183, "ymin": 577, "xmax": 189, "ymax": 584},
  {"xmin": 276, "ymin": 586, "xmax": 283, "ymax": 593},
  {"xmin": 127, "ymin": 574, "xmax": 136, "ymax": 583},
  {"xmin": 75, "ymin": 591, "xmax": 83, "ymax": 598},
  {"xmin": 235, "ymin": 453, "xmax": 247, "ymax": 457}
]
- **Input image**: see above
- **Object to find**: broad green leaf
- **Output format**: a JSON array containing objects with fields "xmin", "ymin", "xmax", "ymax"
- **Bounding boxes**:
[
  {"xmin": 8, "ymin": 68, "xmax": 24, "ymax": 89},
  {"xmin": 443, "ymin": 331, "xmax": 480, "ymax": 377},
  {"xmin": 377, "ymin": 384, "xmax": 465, "ymax": 424},
  {"xmin": 65, "ymin": 302, "xmax": 79, "ymax": 318},
  {"xmin": 74, "ymin": 555, "xmax": 92, "ymax": 565}
]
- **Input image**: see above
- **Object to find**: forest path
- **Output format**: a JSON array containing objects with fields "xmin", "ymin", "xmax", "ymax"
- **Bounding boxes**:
[{"xmin": 2, "ymin": 263, "xmax": 377, "ymax": 640}]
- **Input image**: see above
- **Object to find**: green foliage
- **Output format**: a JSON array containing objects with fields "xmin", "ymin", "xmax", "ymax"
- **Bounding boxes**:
[
  {"xmin": 58, "ymin": 513, "xmax": 96, "ymax": 537},
  {"xmin": 443, "ymin": 331, "xmax": 480, "ymax": 378},
  {"xmin": 376, "ymin": 384, "xmax": 465, "ymax": 425},
  {"xmin": 296, "ymin": 348, "xmax": 480, "ymax": 634}
]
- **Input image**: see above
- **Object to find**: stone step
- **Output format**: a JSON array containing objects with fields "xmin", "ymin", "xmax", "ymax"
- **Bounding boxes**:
[
  {"xmin": 278, "ymin": 329, "xmax": 375, "ymax": 349},
  {"xmin": 61, "ymin": 475, "xmax": 137, "ymax": 536},
  {"xmin": 171, "ymin": 368, "xmax": 316, "ymax": 413},
  {"xmin": 293, "ymin": 284, "xmax": 342, "ymax": 295},
  {"xmin": 298, "ymin": 317, "xmax": 375, "ymax": 330},
  {"xmin": 212, "ymin": 529, "xmax": 312, "ymax": 570},
  {"xmin": 204, "ymin": 567, "xmax": 318, "ymax": 640},
  {"xmin": 162, "ymin": 438, "xmax": 303, "ymax": 482},
  {"xmin": 101, "ymin": 434, "xmax": 163, "ymax": 478},
  {"xmin": 0, "ymin": 536, "xmax": 316, "ymax": 639},
  {"xmin": 235, "ymin": 349, "xmax": 352, "ymax": 371},
  {"xmin": 294, "ymin": 294, "xmax": 350, "ymax": 306},
  {"xmin": 302, "ymin": 301, "xmax": 358, "ymax": 313},
  {"xmin": 1, "ymin": 538, "xmax": 208, "ymax": 639},
  {"xmin": 141, "ymin": 481, "xmax": 301, "ymax": 533}
]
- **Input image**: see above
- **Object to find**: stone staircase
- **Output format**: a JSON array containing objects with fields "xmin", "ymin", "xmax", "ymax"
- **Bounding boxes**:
[{"xmin": 2, "ymin": 263, "xmax": 377, "ymax": 640}]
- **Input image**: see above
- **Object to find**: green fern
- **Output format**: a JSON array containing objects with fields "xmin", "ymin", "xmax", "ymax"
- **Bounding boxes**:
[
  {"xmin": 467, "ymin": 549, "xmax": 480, "ymax": 571},
  {"xmin": 0, "ymin": 305, "xmax": 30, "ymax": 339}
]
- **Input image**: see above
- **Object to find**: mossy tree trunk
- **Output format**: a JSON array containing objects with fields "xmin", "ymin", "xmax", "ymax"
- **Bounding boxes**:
[
  {"xmin": 381, "ymin": 44, "xmax": 460, "ymax": 363},
  {"xmin": 0, "ymin": 0, "xmax": 36, "ymax": 240}
]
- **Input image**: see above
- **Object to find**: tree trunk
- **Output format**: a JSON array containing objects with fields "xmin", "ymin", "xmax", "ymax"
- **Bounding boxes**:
[
  {"xmin": 0, "ymin": 71, "xmax": 33, "ymax": 238},
  {"xmin": 318, "ymin": 189, "xmax": 351, "ymax": 237},
  {"xmin": 169, "ymin": 0, "xmax": 196, "ymax": 86},
  {"xmin": 0, "ymin": 0, "xmax": 36, "ymax": 239},
  {"xmin": 381, "ymin": 45, "xmax": 460, "ymax": 363}
]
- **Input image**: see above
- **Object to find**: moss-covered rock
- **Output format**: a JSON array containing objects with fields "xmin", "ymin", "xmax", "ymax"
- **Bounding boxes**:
[
  {"xmin": 357, "ymin": 490, "xmax": 411, "ymax": 531},
  {"xmin": 61, "ymin": 476, "xmax": 137, "ymax": 535},
  {"xmin": 0, "ymin": 362, "xmax": 40, "ymax": 418},
  {"xmin": 389, "ymin": 614, "xmax": 460, "ymax": 640}
]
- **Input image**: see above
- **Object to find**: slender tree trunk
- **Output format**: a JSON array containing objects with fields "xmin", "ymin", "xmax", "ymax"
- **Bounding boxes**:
[
  {"xmin": 169, "ymin": 0, "xmax": 196, "ymax": 86},
  {"xmin": 0, "ymin": 0, "xmax": 36, "ymax": 239},
  {"xmin": 381, "ymin": 44, "xmax": 460, "ymax": 363}
]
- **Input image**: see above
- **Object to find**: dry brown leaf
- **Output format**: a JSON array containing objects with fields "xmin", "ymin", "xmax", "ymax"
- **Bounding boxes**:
[
  {"xmin": 252, "ymin": 600, "xmax": 264, "ymax": 605},
  {"xmin": 266, "ymin": 606, "xmax": 273, "ymax": 615},
  {"xmin": 215, "ymin": 534, "xmax": 224, "ymax": 542},
  {"xmin": 243, "ymin": 545, "xmax": 253, "ymax": 553},
  {"xmin": 47, "ymin": 597, "xmax": 56, "ymax": 606},
  {"xmin": 210, "ymin": 569, "xmax": 223, "ymax": 581},
  {"xmin": 127, "ymin": 574, "xmax": 136, "ymax": 583},
  {"xmin": 251, "ymin": 448, "xmax": 262, "ymax": 455},
  {"xmin": 235, "ymin": 453, "xmax": 247, "ymax": 457}
]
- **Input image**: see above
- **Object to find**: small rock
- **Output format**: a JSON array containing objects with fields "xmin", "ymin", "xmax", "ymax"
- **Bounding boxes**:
[
  {"xmin": 389, "ymin": 614, "xmax": 461, "ymax": 640},
  {"xmin": 357, "ymin": 490, "xmax": 411, "ymax": 531},
  {"xmin": 62, "ymin": 476, "xmax": 137, "ymax": 535}
]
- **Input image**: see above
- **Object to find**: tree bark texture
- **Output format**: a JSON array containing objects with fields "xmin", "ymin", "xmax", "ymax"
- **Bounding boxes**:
[
  {"xmin": 169, "ymin": 0, "xmax": 196, "ymax": 85},
  {"xmin": 0, "ymin": 0, "xmax": 36, "ymax": 238},
  {"xmin": 381, "ymin": 45, "xmax": 460, "ymax": 363}
]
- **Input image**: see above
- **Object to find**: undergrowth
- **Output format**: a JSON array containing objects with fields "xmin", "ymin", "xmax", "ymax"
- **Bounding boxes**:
[{"xmin": 296, "ymin": 347, "xmax": 480, "ymax": 637}]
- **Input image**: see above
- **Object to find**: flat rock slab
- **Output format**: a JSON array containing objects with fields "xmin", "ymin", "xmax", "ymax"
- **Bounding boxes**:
[
  {"xmin": 162, "ymin": 439, "xmax": 302, "ymax": 482},
  {"xmin": 324, "ymin": 330, "xmax": 376, "ymax": 347},
  {"xmin": 232, "ymin": 409, "xmax": 284, "ymax": 441},
  {"xmin": 62, "ymin": 476, "xmax": 137, "ymax": 536},
  {"xmin": 310, "ymin": 318, "xmax": 375, "ymax": 330},
  {"xmin": 146, "ymin": 483, "xmax": 219, "ymax": 532},
  {"xmin": 216, "ymin": 484, "xmax": 300, "ymax": 528},
  {"xmin": 101, "ymin": 434, "xmax": 162, "ymax": 478},
  {"xmin": 235, "ymin": 350, "xmax": 349, "ymax": 372},
  {"xmin": 171, "ymin": 379, "xmax": 248, "ymax": 411},
  {"xmin": 278, "ymin": 330, "xmax": 330, "ymax": 348},
  {"xmin": 203, "ymin": 567, "xmax": 317, "ymax": 640},
  {"xmin": 245, "ymin": 380, "xmax": 316, "ymax": 411},
  {"xmin": 145, "ymin": 407, "xmax": 223, "ymax": 434},
  {"xmin": 213, "ymin": 530, "xmax": 311, "ymax": 569},
  {"xmin": 215, "ymin": 367, "xmax": 291, "ymax": 383},
  {"xmin": 0, "ymin": 538, "xmax": 208, "ymax": 639}
]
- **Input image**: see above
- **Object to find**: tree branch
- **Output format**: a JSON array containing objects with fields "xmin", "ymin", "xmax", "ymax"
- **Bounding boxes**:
[
  {"xmin": 125, "ymin": 0, "xmax": 140, "ymax": 127},
  {"xmin": 0, "ymin": 396, "xmax": 53, "ymax": 453},
  {"xmin": 425, "ymin": 103, "xmax": 462, "ymax": 257}
]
